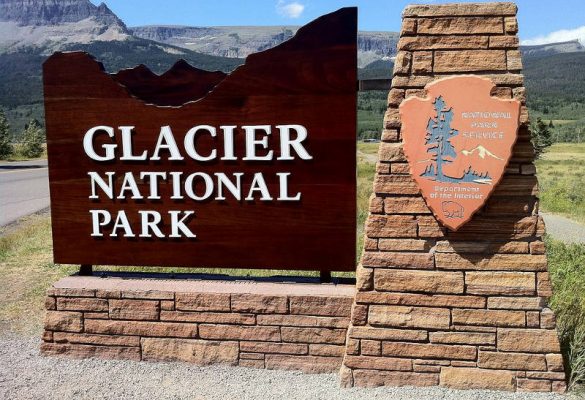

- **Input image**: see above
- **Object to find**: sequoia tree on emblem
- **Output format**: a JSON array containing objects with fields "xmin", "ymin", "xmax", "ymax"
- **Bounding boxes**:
[{"xmin": 400, "ymin": 76, "xmax": 521, "ymax": 230}]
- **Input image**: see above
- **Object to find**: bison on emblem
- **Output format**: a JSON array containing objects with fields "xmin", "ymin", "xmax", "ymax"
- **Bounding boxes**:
[{"xmin": 442, "ymin": 201, "xmax": 464, "ymax": 219}]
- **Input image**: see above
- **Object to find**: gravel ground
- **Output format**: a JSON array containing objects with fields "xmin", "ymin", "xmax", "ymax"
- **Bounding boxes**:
[
  {"xmin": 0, "ymin": 336, "xmax": 568, "ymax": 400},
  {"xmin": 542, "ymin": 213, "xmax": 585, "ymax": 244}
]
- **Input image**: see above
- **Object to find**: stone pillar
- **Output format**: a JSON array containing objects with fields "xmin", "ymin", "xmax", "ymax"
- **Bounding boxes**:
[{"xmin": 341, "ymin": 2, "xmax": 566, "ymax": 393}]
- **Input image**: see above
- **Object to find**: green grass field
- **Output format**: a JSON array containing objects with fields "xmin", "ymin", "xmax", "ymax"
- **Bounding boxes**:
[{"xmin": 536, "ymin": 143, "xmax": 585, "ymax": 223}]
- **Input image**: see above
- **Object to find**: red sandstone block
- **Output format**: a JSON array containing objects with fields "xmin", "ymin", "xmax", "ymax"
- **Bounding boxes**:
[
  {"xmin": 526, "ymin": 371, "xmax": 566, "ymax": 380},
  {"xmin": 109, "ymin": 299, "xmax": 160, "ymax": 321},
  {"xmin": 96, "ymin": 289, "xmax": 121, "ymax": 299},
  {"xmin": 345, "ymin": 355, "xmax": 412, "ymax": 371},
  {"xmin": 231, "ymin": 293, "xmax": 288, "ymax": 314},
  {"xmin": 360, "ymin": 340, "xmax": 381, "ymax": 356},
  {"xmin": 546, "ymin": 354, "xmax": 564, "ymax": 372},
  {"xmin": 348, "ymin": 326, "xmax": 427, "ymax": 342},
  {"xmin": 45, "ymin": 297, "xmax": 56, "ymax": 310},
  {"xmin": 121, "ymin": 290, "xmax": 174, "ymax": 301},
  {"xmin": 199, "ymin": 324, "xmax": 280, "ymax": 342},
  {"xmin": 239, "ymin": 359, "xmax": 265, "ymax": 369},
  {"xmin": 176, "ymin": 293, "xmax": 230, "ymax": 312},
  {"xmin": 497, "ymin": 329, "xmax": 561, "ymax": 353},
  {"xmin": 42, "ymin": 331, "xmax": 53, "ymax": 342},
  {"xmin": 429, "ymin": 332, "xmax": 495, "ymax": 346},
  {"xmin": 351, "ymin": 305, "xmax": 368, "ymax": 326},
  {"xmin": 378, "ymin": 239, "xmax": 430, "ymax": 252},
  {"xmin": 452, "ymin": 309, "xmax": 526, "ymax": 327},
  {"xmin": 403, "ymin": 3, "xmax": 517, "ymax": 17},
  {"xmin": 240, "ymin": 341, "xmax": 308, "ymax": 355},
  {"xmin": 527, "ymin": 311, "xmax": 540, "ymax": 328},
  {"xmin": 346, "ymin": 338, "xmax": 359, "ymax": 355},
  {"xmin": 435, "ymin": 240, "xmax": 529, "ymax": 254},
  {"xmin": 48, "ymin": 288, "xmax": 95, "ymax": 297},
  {"xmin": 160, "ymin": 300, "xmax": 175, "ymax": 311},
  {"xmin": 487, "ymin": 297, "xmax": 545, "ymax": 310},
  {"xmin": 419, "ymin": 16, "xmax": 503, "ymax": 34},
  {"xmin": 369, "ymin": 195, "xmax": 384, "ymax": 214},
  {"xmin": 434, "ymin": 50, "xmax": 507, "ymax": 72},
  {"xmin": 437, "ymin": 254, "xmax": 547, "ymax": 272},
  {"xmin": 465, "ymin": 272, "xmax": 535, "ymax": 296},
  {"xmin": 355, "ymin": 291, "xmax": 486, "ymax": 309},
  {"xmin": 309, "ymin": 344, "xmax": 345, "ymax": 357},
  {"xmin": 383, "ymin": 197, "xmax": 430, "ymax": 214},
  {"xmin": 417, "ymin": 216, "xmax": 446, "ymax": 238},
  {"xmin": 141, "ymin": 338, "xmax": 238, "ymax": 365},
  {"xmin": 289, "ymin": 296, "xmax": 352, "ymax": 317},
  {"xmin": 374, "ymin": 269, "xmax": 464, "ymax": 294},
  {"xmin": 517, "ymin": 379, "xmax": 552, "ymax": 392},
  {"xmin": 281, "ymin": 327, "xmax": 346, "ymax": 345},
  {"xmin": 256, "ymin": 314, "xmax": 349, "ymax": 329},
  {"xmin": 478, "ymin": 351, "xmax": 546, "ymax": 371},
  {"xmin": 440, "ymin": 367, "xmax": 515, "ymax": 391},
  {"xmin": 85, "ymin": 319, "xmax": 197, "ymax": 338},
  {"xmin": 352, "ymin": 370, "xmax": 439, "ymax": 388},
  {"xmin": 240, "ymin": 352, "xmax": 265, "ymax": 360},
  {"xmin": 366, "ymin": 214, "xmax": 418, "ymax": 238},
  {"xmin": 369, "ymin": 305, "xmax": 450, "ymax": 330},
  {"xmin": 41, "ymin": 342, "xmax": 140, "ymax": 361},
  {"xmin": 44, "ymin": 311, "xmax": 83, "ymax": 333},
  {"xmin": 53, "ymin": 332, "xmax": 140, "ymax": 347},
  {"xmin": 382, "ymin": 342, "xmax": 476, "ymax": 361},
  {"xmin": 398, "ymin": 35, "xmax": 489, "ymax": 51},
  {"xmin": 57, "ymin": 297, "xmax": 108, "ymax": 312},
  {"xmin": 265, "ymin": 355, "xmax": 342, "ymax": 373},
  {"xmin": 372, "ymin": 175, "xmax": 420, "ymax": 196},
  {"xmin": 160, "ymin": 310, "xmax": 256, "ymax": 325},
  {"xmin": 552, "ymin": 381, "xmax": 567, "ymax": 393},
  {"xmin": 537, "ymin": 272, "xmax": 554, "ymax": 297},
  {"xmin": 361, "ymin": 251, "xmax": 434, "ymax": 269},
  {"xmin": 83, "ymin": 312, "xmax": 109, "ymax": 320}
]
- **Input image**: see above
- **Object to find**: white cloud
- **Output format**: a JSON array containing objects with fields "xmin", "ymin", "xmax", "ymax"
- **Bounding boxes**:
[
  {"xmin": 276, "ymin": 1, "xmax": 305, "ymax": 19},
  {"xmin": 521, "ymin": 25, "xmax": 585, "ymax": 46}
]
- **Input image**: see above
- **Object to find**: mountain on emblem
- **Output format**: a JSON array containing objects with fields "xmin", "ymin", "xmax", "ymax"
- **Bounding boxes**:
[
  {"xmin": 399, "ymin": 76, "xmax": 521, "ymax": 231},
  {"xmin": 461, "ymin": 145, "xmax": 504, "ymax": 161}
]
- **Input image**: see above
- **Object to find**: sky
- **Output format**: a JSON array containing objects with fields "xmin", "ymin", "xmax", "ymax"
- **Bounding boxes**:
[{"xmin": 92, "ymin": 0, "xmax": 585, "ymax": 45}]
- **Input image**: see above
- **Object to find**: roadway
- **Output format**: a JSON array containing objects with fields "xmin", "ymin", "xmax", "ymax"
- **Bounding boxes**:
[{"xmin": 0, "ymin": 160, "xmax": 49, "ymax": 227}]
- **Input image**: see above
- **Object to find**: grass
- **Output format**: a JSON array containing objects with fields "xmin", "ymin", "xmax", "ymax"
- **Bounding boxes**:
[
  {"xmin": 546, "ymin": 237, "xmax": 585, "ymax": 391},
  {"xmin": 536, "ymin": 143, "xmax": 585, "ymax": 223}
]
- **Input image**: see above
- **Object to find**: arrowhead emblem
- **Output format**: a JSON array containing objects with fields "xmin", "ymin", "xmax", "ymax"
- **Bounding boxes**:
[{"xmin": 399, "ymin": 76, "xmax": 521, "ymax": 231}]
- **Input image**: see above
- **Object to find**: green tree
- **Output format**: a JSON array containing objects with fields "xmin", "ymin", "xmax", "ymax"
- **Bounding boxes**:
[
  {"xmin": 531, "ymin": 117, "xmax": 553, "ymax": 159},
  {"xmin": 20, "ymin": 119, "xmax": 44, "ymax": 158},
  {"xmin": 0, "ymin": 108, "xmax": 13, "ymax": 159}
]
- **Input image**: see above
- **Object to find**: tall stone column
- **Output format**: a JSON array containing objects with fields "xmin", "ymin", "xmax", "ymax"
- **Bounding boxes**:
[{"xmin": 341, "ymin": 2, "xmax": 566, "ymax": 393}]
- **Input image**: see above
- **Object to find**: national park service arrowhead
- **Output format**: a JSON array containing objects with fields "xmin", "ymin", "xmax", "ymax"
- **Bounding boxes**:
[{"xmin": 399, "ymin": 76, "xmax": 521, "ymax": 231}]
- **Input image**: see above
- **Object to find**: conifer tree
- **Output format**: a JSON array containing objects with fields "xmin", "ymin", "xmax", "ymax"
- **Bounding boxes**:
[
  {"xmin": 20, "ymin": 120, "xmax": 44, "ymax": 158},
  {"xmin": 0, "ymin": 108, "xmax": 13, "ymax": 159}
]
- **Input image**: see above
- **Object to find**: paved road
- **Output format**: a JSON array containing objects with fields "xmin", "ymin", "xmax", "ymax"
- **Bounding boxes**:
[
  {"xmin": 0, "ymin": 160, "xmax": 49, "ymax": 227},
  {"xmin": 542, "ymin": 213, "xmax": 585, "ymax": 244}
]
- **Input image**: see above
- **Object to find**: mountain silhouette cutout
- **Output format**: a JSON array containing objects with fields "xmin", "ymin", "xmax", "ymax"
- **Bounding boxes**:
[{"xmin": 461, "ymin": 145, "xmax": 503, "ymax": 161}]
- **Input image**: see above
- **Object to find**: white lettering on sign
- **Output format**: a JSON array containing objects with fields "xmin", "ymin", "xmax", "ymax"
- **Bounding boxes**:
[{"xmin": 84, "ymin": 124, "xmax": 312, "ymax": 239}]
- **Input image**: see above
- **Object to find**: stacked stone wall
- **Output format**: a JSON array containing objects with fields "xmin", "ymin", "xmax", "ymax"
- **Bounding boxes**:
[
  {"xmin": 341, "ymin": 2, "xmax": 566, "ymax": 393},
  {"xmin": 42, "ymin": 278, "xmax": 354, "ymax": 373}
]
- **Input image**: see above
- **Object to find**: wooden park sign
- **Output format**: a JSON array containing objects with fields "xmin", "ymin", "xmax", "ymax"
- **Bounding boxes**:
[
  {"xmin": 400, "ymin": 76, "xmax": 521, "ymax": 230},
  {"xmin": 43, "ymin": 8, "xmax": 357, "ymax": 271}
]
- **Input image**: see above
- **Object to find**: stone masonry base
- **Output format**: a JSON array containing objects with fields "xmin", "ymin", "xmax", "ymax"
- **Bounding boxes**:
[{"xmin": 41, "ymin": 276, "xmax": 355, "ymax": 373}]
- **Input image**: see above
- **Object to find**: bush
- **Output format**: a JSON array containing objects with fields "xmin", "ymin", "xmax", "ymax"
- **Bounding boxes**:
[{"xmin": 20, "ymin": 119, "xmax": 44, "ymax": 158}]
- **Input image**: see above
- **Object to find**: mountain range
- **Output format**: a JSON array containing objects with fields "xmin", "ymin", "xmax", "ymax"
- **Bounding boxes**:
[{"xmin": 0, "ymin": 0, "xmax": 584, "ymax": 137}]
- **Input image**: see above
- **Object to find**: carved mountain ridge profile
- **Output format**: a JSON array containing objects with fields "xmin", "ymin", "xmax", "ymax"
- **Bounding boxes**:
[{"xmin": 112, "ymin": 60, "xmax": 228, "ymax": 106}]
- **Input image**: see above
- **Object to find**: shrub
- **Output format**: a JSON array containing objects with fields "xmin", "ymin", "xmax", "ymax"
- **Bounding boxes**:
[{"xmin": 0, "ymin": 108, "xmax": 13, "ymax": 159}]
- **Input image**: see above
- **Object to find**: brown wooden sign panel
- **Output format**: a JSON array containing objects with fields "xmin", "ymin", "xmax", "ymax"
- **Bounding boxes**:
[
  {"xmin": 400, "ymin": 76, "xmax": 520, "ymax": 230},
  {"xmin": 43, "ymin": 8, "xmax": 357, "ymax": 271}
]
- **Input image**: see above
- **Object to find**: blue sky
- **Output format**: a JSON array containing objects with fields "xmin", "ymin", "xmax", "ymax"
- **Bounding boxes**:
[{"xmin": 93, "ymin": 0, "xmax": 585, "ymax": 44}]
